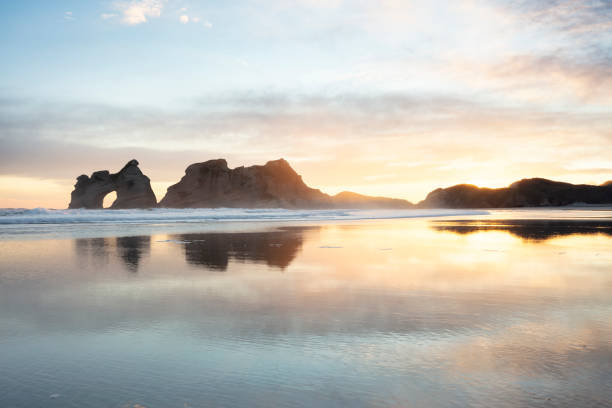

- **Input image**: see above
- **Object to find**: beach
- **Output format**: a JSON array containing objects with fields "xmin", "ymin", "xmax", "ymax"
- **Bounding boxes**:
[{"xmin": 0, "ymin": 208, "xmax": 611, "ymax": 407}]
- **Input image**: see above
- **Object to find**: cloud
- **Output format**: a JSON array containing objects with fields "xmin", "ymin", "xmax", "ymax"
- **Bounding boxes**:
[
  {"xmin": 176, "ymin": 14, "xmax": 211, "ymax": 27},
  {"xmin": 440, "ymin": 51, "xmax": 612, "ymax": 105},
  {"xmin": 64, "ymin": 11, "xmax": 74, "ymax": 21},
  {"xmin": 101, "ymin": 13, "xmax": 117, "ymax": 20},
  {"xmin": 114, "ymin": 0, "xmax": 165, "ymax": 25},
  {"xmin": 2, "ymin": 94, "xmax": 610, "ymax": 152},
  {"xmin": 505, "ymin": 0, "xmax": 612, "ymax": 34},
  {"xmin": 487, "ymin": 53, "xmax": 612, "ymax": 103},
  {"xmin": 177, "ymin": 15, "xmax": 210, "ymax": 27}
]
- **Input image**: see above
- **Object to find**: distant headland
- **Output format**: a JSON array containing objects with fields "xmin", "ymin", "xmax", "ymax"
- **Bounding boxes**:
[{"xmin": 68, "ymin": 159, "xmax": 612, "ymax": 210}]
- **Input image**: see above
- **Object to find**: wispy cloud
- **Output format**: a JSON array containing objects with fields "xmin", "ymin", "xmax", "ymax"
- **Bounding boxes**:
[
  {"xmin": 437, "ymin": 51, "xmax": 612, "ymax": 105},
  {"xmin": 177, "ymin": 14, "xmax": 211, "ymax": 27},
  {"xmin": 487, "ymin": 53, "xmax": 612, "ymax": 103},
  {"xmin": 101, "ymin": 13, "xmax": 117, "ymax": 20},
  {"xmin": 64, "ymin": 11, "xmax": 74, "ymax": 21},
  {"xmin": 506, "ymin": 0, "xmax": 612, "ymax": 34},
  {"xmin": 114, "ymin": 0, "xmax": 165, "ymax": 25}
]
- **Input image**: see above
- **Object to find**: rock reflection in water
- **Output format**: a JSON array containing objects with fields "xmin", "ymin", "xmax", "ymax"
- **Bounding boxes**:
[
  {"xmin": 74, "ymin": 236, "xmax": 151, "ymax": 272},
  {"xmin": 74, "ymin": 228, "xmax": 312, "ymax": 273},
  {"xmin": 74, "ymin": 237, "xmax": 111, "ymax": 267},
  {"xmin": 116, "ymin": 236, "xmax": 151, "ymax": 272},
  {"xmin": 175, "ymin": 228, "xmax": 311, "ymax": 271},
  {"xmin": 431, "ymin": 219, "xmax": 612, "ymax": 241}
]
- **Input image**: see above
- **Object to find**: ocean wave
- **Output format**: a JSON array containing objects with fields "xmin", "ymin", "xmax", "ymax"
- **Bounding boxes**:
[{"xmin": 0, "ymin": 207, "xmax": 489, "ymax": 225}]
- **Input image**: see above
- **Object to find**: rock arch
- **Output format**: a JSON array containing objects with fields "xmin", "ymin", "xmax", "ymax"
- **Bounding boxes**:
[{"xmin": 68, "ymin": 159, "xmax": 157, "ymax": 209}]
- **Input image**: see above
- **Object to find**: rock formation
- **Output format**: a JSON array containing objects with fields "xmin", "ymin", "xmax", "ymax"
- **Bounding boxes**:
[
  {"xmin": 419, "ymin": 178, "xmax": 612, "ymax": 208},
  {"xmin": 333, "ymin": 191, "xmax": 413, "ymax": 209},
  {"xmin": 68, "ymin": 159, "xmax": 157, "ymax": 209},
  {"xmin": 159, "ymin": 158, "xmax": 417, "ymax": 209},
  {"xmin": 159, "ymin": 158, "xmax": 333, "ymax": 208}
]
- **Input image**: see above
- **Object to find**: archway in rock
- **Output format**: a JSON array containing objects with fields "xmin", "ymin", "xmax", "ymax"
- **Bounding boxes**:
[
  {"xmin": 68, "ymin": 160, "xmax": 157, "ymax": 209},
  {"xmin": 103, "ymin": 191, "xmax": 117, "ymax": 209}
]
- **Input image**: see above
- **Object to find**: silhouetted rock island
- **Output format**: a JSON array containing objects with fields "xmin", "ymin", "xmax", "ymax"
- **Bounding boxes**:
[
  {"xmin": 68, "ymin": 159, "xmax": 157, "ymax": 209},
  {"xmin": 158, "ymin": 158, "xmax": 415, "ymax": 209},
  {"xmin": 159, "ymin": 159, "xmax": 334, "ymax": 208},
  {"xmin": 419, "ymin": 178, "xmax": 612, "ymax": 208},
  {"xmin": 68, "ymin": 159, "xmax": 612, "ymax": 209}
]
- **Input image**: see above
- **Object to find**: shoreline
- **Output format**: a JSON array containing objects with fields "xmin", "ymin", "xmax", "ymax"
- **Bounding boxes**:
[{"xmin": 1, "ymin": 207, "xmax": 611, "ymax": 241}]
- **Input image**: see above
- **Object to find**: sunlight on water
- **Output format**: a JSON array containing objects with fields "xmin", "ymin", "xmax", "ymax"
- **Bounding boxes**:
[{"xmin": 0, "ymin": 214, "xmax": 610, "ymax": 407}]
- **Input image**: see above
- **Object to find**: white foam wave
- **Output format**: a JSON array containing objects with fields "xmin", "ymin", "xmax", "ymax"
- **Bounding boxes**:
[{"xmin": 0, "ymin": 207, "xmax": 488, "ymax": 225}]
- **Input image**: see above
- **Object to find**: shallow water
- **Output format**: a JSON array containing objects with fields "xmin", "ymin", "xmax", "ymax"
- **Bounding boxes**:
[{"xmin": 0, "ymin": 211, "xmax": 611, "ymax": 407}]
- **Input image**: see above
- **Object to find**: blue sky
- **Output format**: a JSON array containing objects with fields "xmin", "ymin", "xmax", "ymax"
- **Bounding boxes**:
[{"xmin": 1, "ymin": 0, "xmax": 611, "ymax": 207}]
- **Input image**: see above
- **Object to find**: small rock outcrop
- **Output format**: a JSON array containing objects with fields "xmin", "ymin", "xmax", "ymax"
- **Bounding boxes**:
[
  {"xmin": 68, "ymin": 160, "xmax": 157, "ymax": 209},
  {"xmin": 159, "ymin": 159, "xmax": 333, "ymax": 208},
  {"xmin": 419, "ymin": 178, "xmax": 612, "ymax": 208}
]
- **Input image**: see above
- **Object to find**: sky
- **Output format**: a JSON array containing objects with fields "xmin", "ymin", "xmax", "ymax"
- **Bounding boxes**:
[{"xmin": 1, "ymin": 0, "xmax": 611, "ymax": 208}]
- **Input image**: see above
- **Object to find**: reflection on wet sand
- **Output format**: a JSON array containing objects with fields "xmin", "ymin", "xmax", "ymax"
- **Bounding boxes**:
[
  {"xmin": 176, "ymin": 228, "xmax": 309, "ymax": 271},
  {"xmin": 116, "ymin": 236, "xmax": 151, "ymax": 272},
  {"xmin": 75, "ymin": 236, "xmax": 151, "ymax": 272},
  {"xmin": 431, "ymin": 219, "xmax": 612, "ymax": 241},
  {"xmin": 74, "ymin": 237, "xmax": 110, "ymax": 266},
  {"xmin": 74, "ymin": 228, "xmax": 313, "ymax": 273}
]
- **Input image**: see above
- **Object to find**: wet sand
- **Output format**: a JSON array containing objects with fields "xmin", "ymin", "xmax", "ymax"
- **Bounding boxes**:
[{"xmin": 0, "ymin": 213, "xmax": 610, "ymax": 407}]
